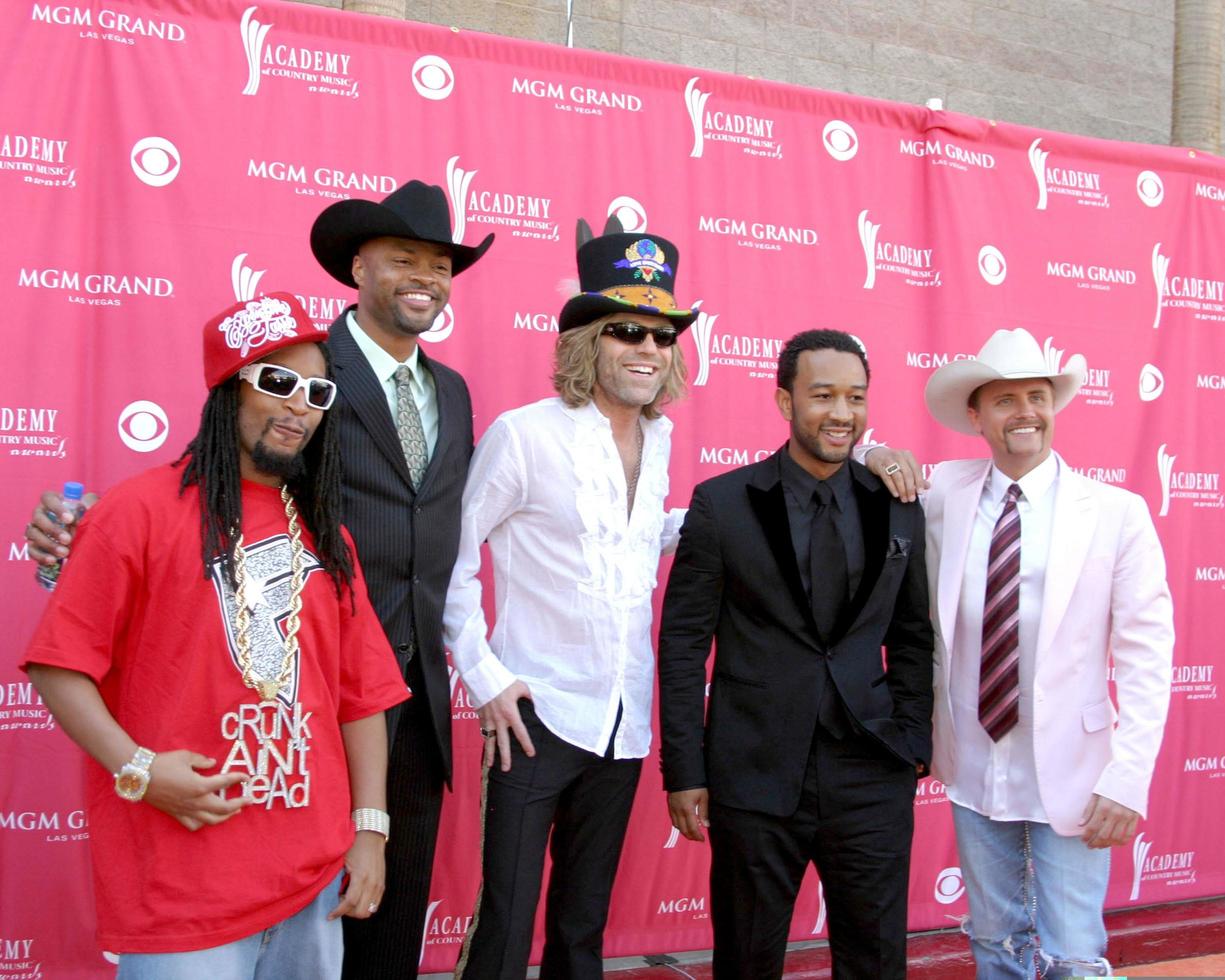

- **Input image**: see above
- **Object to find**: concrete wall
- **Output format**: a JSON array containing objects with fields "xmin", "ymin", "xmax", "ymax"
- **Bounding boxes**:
[{"xmin": 295, "ymin": 0, "xmax": 1177, "ymax": 145}]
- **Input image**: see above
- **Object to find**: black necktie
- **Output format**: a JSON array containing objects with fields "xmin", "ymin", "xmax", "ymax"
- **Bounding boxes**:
[{"xmin": 809, "ymin": 481, "xmax": 848, "ymax": 642}]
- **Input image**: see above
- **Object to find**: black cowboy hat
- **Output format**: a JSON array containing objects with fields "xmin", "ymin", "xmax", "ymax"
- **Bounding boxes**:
[
  {"xmin": 558, "ymin": 216, "xmax": 699, "ymax": 333},
  {"xmin": 310, "ymin": 180, "xmax": 494, "ymax": 287}
]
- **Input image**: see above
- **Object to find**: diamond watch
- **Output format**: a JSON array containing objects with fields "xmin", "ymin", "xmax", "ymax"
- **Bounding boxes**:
[{"xmin": 114, "ymin": 746, "xmax": 156, "ymax": 802}]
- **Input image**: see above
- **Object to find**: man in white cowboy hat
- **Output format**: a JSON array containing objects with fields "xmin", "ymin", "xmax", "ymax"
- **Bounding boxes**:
[
  {"xmin": 443, "ymin": 217, "xmax": 697, "ymax": 978},
  {"xmin": 919, "ymin": 326, "xmax": 1174, "ymax": 978}
]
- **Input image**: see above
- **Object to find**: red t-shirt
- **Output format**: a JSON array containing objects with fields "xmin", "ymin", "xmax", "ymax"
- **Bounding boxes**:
[{"xmin": 22, "ymin": 464, "xmax": 408, "ymax": 953}]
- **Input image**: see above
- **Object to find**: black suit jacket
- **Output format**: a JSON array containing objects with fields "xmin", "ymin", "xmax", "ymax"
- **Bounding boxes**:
[
  {"xmin": 658, "ymin": 450, "xmax": 933, "ymax": 817},
  {"xmin": 327, "ymin": 309, "xmax": 473, "ymax": 783}
]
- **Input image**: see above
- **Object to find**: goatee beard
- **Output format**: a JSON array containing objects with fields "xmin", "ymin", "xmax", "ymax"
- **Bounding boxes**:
[{"xmin": 251, "ymin": 440, "xmax": 306, "ymax": 481}]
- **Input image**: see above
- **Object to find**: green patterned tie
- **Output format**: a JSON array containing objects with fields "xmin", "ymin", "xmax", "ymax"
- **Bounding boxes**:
[{"xmin": 394, "ymin": 364, "xmax": 429, "ymax": 488}]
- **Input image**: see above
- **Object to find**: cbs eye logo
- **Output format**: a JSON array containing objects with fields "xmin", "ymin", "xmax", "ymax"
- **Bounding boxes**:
[
  {"xmin": 419, "ymin": 303, "xmax": 454, "ymax": 344},
  {"xmin": 978, "ymin": 245, "xmax": 1007, "ymax": 286},
  {"xmin": 822, "ymin": 120, "xmax": 858, "ymax": 162},
  {"xmin": 130, "ymin": 137, "xmax": 181, "ymax": 187},
  {"xmin": 606, "ymin": 196, "xmax": 647, "ymax": 233},
  {"xmin": 1136, "ymin": 170, "xmax": 1164, "ymax": 208},
  {"xmin": 934, "ymin": 867, "xmax": 965, "ymax": 905},
  {"xmin": 412, "ymin": 55, "xmax": 454, "ymax": 101},
  {"xmin": 117, "ymin": 401, "xmax": 170, "ymax": 452}
]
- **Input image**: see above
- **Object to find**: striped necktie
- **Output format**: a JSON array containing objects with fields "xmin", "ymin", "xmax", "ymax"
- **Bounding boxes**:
[
  {"xmin": 394, "ymin": 364, "xmax": 429, "ymax": 489},
  {"xmin": 979, "ymin": 483, "xmax": 1022, "ymax": 741}
]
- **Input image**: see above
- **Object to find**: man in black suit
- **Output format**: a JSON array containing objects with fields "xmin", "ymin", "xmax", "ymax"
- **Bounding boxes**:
[
  {"xmin": 309, "ymin": 182, "xmax": 493, "ymax": 979},
  {"xmin": 26, "ymin": 181, "xmax": 493, "ymax": 980},
  {"xmin": 658, "ymin": 329, "xmax": 933, "ymax": 979}
]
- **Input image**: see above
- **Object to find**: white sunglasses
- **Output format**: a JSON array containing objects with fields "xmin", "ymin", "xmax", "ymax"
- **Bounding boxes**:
[{"xmin": 238, "ymin": 363, "xmax": 337, "ymax": 410}]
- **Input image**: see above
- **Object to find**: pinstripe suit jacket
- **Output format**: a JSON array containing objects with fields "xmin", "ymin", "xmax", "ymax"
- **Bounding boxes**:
[{"xmin": 328, "ymin": 309, "xmax": 473, "ymax": 783}]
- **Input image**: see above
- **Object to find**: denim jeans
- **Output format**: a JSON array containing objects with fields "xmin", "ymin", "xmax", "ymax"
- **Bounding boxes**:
[
  {"xmin": 952, "ymin": 804, "xmax": 1112, "ymax": 979},
  {"xmin": 117, "ymin": 871, "xmax": 344, "ymax": 980}
]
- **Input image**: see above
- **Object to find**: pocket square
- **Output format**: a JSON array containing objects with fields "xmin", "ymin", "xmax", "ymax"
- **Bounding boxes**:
[{"xmin": 887, "ymin": 535, "xmax": 911, "ymax": 558}]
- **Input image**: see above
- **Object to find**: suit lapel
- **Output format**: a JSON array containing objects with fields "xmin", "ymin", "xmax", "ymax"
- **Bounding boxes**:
[
  {"xmin": 937, "ymin": 463, "xmax": 989, "ymax": 652},
  {"xmin": 329, "ymin": 313, "xmax": 415, "ymax": 492},
  {"xmin": 415, "ymin": 349, "xmax": 458, "ymax": 495},
  {"xmin": 1036, "ymin": 462, "xmax": 1096, "ymax": 656},
  {"xmin": 838, "ymin": 465, "xmax": 888, "ymax": 638},
  {"xmin": 746, "ymin": 455, "xmax": 818, "ymax": 634}
]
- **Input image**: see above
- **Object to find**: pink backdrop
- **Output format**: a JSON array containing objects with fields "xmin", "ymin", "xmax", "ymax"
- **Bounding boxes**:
[{"xmin": 2, "ymin": 1, "xmax": 1224, "ymax": 974}]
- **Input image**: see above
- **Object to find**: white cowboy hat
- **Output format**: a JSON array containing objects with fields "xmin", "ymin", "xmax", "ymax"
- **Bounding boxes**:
[{"xmin": 924, "ymin": 328, "xmax": 1086, "ymax": 435}]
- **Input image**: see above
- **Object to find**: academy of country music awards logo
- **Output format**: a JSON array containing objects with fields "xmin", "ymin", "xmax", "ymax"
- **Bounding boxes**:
[
  {"xmin": 245, "ymin": 158, "xmax": 397, "ymax": 201},
  {"xmin": 421, "ymin": 899, "xmax": 472, "ymax": 961},
  {"xmin": 1155, "ymin": 444, "xmax": 1223, "ymax": 516},
  {"xmin": 448, "ymin": 664, "xmax": 478, "ymax": 721},
  {"xmin": 0, "ymin": 133, "xmax": 76, "ymax": 188},
  {"xmin": 1150, "ymin": 244, "xmax": 1225, "ymax": 328},
  {"xmin": 0, "ymin": 677, "xmax": 54, "ymax": 734},
  {"xmin": 1169, "ymin": 662, "xmax": 1217, "ymax": 702},
  {"xmin": 511, "ymin": 76, "xmax": 644, "ymax": 116},
  {"xmin": 689, "ymin": 311, "xmax": 781, "ymax": 386},
  {"xmin": 0, "ymin": 937, "xmax": 43, "ymax": 978},
  {"xmin": 858, "ymin": 212, "xmax": 941, "ymax": 289},
  {"xmin": 1027, "ymin": 139, "xmax": 1109, "ymax": 210},
  {"xmin": 443, "ymin": 155, "xmax": 558, "ymax": 242},
  {"xmin": 30, "ymin": 2, "xmax": 185, "ymax": 45},
  {"xmin": 1, "ymin": 405, "xmax": 67, "ymax": 460},
  {"xmin": 684, "ymin": 77, "xmax": 783, "ymax": 160},
  {"xmin": 1042, "ymin": 336, "xmax": 1114, "ymax": 408},
  {"xmin": 239, "ymin": 6, "xmax": 358, "ymax": 99},
  {"xmin": 1129, "ymin": 833, "xmax": 1196, "ymax": 901}
]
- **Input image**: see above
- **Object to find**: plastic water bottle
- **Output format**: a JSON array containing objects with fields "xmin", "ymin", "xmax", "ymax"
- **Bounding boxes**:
[{"xmin": 35, "ymin": 481, "xmax": 86, "ymax": 592}]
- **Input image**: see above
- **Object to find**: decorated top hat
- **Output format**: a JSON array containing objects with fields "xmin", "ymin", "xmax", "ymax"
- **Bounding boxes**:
[
  {"xmin": 558, "ymin": 217, "xmax": 699, "ymax": 333},
  {"xmin": 310, "ymin": 180, "xmax": 494, "ymax": 287}
]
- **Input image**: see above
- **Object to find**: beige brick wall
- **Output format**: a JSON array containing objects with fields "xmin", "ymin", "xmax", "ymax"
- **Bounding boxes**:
[{"xmin": 312, "ymin": 0, "xmax": 1178, "ymax": 145}]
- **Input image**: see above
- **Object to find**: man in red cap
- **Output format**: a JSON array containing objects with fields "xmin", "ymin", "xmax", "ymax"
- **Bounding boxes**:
[
  {"xmin": 21, "ymin": 293, "xmax": 407, "ymax": 977},
  {"xmin": 26, "ymin": 182, "xmax": 494, "ymax": 978}
]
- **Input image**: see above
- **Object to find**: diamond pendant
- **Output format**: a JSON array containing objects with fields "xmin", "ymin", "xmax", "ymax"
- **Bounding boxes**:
[{"xmin": 256, "ymin": 679, "xmax": 281, "ymax": 701}]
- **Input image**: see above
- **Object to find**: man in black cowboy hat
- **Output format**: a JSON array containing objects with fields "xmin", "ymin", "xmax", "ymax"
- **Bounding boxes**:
[
  {"xmin": 25, "ymin": 180, "xmax": 493, "ymax": 980},
  {"xmin": 309, "ymin": 181, "xmax": 492, "ymax": 979},
  {"xmin": 442, "ymin": 219, "xmax": 696, "ymax": 978}
]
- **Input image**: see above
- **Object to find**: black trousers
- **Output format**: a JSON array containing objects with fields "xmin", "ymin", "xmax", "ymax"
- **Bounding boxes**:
[
  {"xmin": 709, "ymin": 729, "xmax": 917, "ymax": 980},
  {"xmin": 342, "ymin": 694, "xmax": 446, "ymax": 980},
  {"xmin": 457, "ymin": 701, "xmax": 642, "ymax": 980}
]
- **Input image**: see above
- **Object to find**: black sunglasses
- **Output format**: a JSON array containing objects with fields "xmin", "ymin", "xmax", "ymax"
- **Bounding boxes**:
[{"xmin": 601, "ymin": 322, "xmax": 680, "ymax": 348}]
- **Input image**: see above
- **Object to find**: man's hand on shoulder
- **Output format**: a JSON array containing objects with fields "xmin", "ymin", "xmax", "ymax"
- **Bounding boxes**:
[
  {"xmin": 667, "ymin": 788, "xmax": 710, "ymax": 843},
  {"xmin": 144, "ymin": 750, "xmax": 249, "ymax": 831},
  {"xmin": 27, "ymin": 488, "xmax": 98, "ymax": 565},
  {"xmin": 862, "ymin": 446, "xmax": 927, "ymax": 503},
  {"xmin": 1079, "ymin": 793, "xmax": 1140, "ymax": 848},
  {"xmin": 477, "ymin": 680, "xmax": 535, "ymax": 772}
]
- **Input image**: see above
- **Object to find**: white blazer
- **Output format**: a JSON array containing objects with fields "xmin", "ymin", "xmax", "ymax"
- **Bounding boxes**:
[{"xmin": 924, "ymin": 455, "xmax": 1174, "ymax": 835}]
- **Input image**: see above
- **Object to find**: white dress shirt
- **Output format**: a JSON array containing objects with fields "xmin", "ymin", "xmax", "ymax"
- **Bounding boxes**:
[
  {"xmin": 347, "ymin": 311, "xmax": 439, "ymax": 455},
  {"xmin": 443, "ymin": 397, "xmax": 685, "ymax": 759},
  {"xmin": 947, "ymin": 452, "xmax": 1058, "ymax": 821}
]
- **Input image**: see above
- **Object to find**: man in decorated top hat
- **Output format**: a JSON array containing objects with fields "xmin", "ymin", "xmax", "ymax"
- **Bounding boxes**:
[
  {"xmin": 443, "ymin": 216, "xmax": 696, "ymax": 978},
  {"xmin": 22, "ymin": 293, "xmax": 407, "ymax": 977},
  {"xmin": 881, "ymin": 327, "xmax": 1173, "ymax": 977},
  {"xmin": 27, "ymin": 180, "xmax": 494, "ymax": 980}
]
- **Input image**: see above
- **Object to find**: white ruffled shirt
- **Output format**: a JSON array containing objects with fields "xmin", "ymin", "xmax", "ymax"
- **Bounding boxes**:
[{"xmin": 443, "ymin": 397, "xmax": 684, "ymax": 759}]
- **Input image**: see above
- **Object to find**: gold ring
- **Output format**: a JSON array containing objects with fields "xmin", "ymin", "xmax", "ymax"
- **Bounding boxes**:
[
  {"xmin": 884, "ymin": 463, "xmax": 902, "ymax": 476},
  {"xmin": 480, "ymin": 728, "xmax": 496, "ymax": 738}
]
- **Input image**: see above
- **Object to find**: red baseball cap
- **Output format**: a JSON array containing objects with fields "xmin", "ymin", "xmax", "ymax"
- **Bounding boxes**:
[{"xmin": 202, "ymin": 293, "xmax": 325, "ymax": 389}]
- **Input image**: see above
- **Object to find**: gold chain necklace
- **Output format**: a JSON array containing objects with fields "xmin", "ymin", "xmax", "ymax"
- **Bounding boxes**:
[
  {"xmin": 232, "ymin": 486, "xmax": 307, "ymax": 702},
  {"xmin": 627, "ymin": 420, "xmax": 644, "ymax": 516}
]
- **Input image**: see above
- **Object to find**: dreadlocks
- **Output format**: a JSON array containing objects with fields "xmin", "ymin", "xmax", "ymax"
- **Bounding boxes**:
[{"xmin": 178, "ymin": 342, "xmax": 354, "ymax": 599}]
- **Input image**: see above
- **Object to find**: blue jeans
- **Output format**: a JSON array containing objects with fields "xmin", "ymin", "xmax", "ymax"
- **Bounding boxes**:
[
  {"xmin": 952, "ymin": 804, "xmax": 1111, "ymax": 979},
  {"xmin": 117, "ymin": 871, "xmax": 343, "ymax": 979}
]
